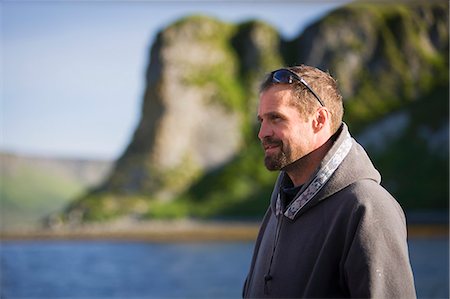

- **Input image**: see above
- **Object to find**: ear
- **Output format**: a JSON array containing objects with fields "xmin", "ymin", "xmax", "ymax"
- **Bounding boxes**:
[{"xmin": 312, "ymin": 107, "xmax": 330, "ymax": 133}]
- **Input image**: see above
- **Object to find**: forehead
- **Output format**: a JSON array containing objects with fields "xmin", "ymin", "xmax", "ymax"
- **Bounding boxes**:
[{"xmin": 258, "ymin": 85, "xmax": 296, "ymax": 114}]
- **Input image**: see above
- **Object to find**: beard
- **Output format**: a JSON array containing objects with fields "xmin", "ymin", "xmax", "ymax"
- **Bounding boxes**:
[{"xmin": 262, "ymin": 137, "xmax": 292, "ymax": 171}]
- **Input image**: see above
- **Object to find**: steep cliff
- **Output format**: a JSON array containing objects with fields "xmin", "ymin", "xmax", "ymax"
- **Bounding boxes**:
[
  {"xmin": 100, "ymin": 17, "xmax": 244, "ymax": 198},
  {"xmin": 59, "ymin": 1, "xmax": 448, "ymax": 224}
]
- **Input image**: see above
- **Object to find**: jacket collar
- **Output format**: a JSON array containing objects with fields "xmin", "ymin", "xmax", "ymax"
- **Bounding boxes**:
[{"xmin": 274, "ymin": 123, "xmax": 353, "ymax": 220}]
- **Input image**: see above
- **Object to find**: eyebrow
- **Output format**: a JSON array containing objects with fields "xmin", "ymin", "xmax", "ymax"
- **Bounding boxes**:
[{"xmin": 257, "ymin": 111, "xmax": 285, "ymax": 122}]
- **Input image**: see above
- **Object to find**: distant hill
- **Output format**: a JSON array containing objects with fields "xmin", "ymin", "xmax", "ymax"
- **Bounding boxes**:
[
  {"xmin": 58, "ymin": 1, "xmax": 448, "ymax": 224},
  {"xmin": 0, "ymin": 152, "xmax": 112, "ymax": 230}
]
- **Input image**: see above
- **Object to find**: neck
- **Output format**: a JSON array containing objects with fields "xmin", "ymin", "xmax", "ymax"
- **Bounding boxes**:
[{"xmin": 283, "ymin": 137, "xmax": 334, "ymax": 186}]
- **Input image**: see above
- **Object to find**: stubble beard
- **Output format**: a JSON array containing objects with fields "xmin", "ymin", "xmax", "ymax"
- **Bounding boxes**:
[
  {"xmin": 263, "ymin": 140, "xmax": 292, "ymax": 171},
  {"xmin": 263, "ymin": 137, "xmax": 309, "ymax": 172},
  {"xmin": 264, "ymin": 152, "xmax": 288, "ymax": 171}
]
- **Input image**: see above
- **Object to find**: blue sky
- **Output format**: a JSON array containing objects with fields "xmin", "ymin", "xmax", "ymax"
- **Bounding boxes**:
[{"xmin": 1, "ymin": 1, "xmax": 346, "ymax": 160}]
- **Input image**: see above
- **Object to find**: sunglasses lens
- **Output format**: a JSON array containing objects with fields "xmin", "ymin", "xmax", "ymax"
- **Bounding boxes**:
[
  {"xmin": 272, "ymin": 70, "xmax": 293, "ymax": 84},
  {"xmin": 269, "ymin": 68, "xmax": 325, "ymax": 107}
]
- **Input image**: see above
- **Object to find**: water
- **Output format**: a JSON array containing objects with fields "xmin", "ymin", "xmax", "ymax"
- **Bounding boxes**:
[
  {"xmin": 408, "ymin": 237, "xmax": 449, "ymax": 298},
  {"xmin": 1, "ymin": 237, "xmax": 448, "ymax": 299},
  {"xmin": 1, "ymin": 241, "xmax": 254, "ymax": 299}
]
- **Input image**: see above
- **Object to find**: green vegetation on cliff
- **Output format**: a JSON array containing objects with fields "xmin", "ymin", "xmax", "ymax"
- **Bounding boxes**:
[
  {"xmin": 370, "ymin": 86, "xmax": 449, "ymax": 210},
  {"xmin": 57, "ymin": 1, "xmax": 448, "ymax": 224}
]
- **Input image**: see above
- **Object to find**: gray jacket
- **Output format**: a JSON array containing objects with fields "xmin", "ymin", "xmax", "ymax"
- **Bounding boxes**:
[{"xmin": 243, "ymin": 124, "xmax": 416, "ymax": 298}]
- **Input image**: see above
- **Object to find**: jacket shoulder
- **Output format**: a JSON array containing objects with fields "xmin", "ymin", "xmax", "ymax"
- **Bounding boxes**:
[{"xmin": 338, "ymin": 179, "xmax": 407, "ymax": 228}]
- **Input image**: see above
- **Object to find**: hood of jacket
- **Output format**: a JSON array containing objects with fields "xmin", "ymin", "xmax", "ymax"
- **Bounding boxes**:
[{"xmin": 270, "ymin": 122, "xmax": 381, "ymax": 220}]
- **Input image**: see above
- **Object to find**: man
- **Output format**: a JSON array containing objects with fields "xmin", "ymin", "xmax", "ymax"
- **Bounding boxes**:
[{"xmin": 242, "ymin": 65, "xmax": 416, "ymax": 298}]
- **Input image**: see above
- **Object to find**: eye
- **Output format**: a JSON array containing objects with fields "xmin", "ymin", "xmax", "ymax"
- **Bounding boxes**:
[{"xmin": 269, "ymin": 114, "xmax": 283, "ymax": 123}]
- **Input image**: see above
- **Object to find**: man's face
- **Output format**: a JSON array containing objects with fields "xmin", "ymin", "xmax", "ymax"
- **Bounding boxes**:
[{"xmin": 257, "ymin": 85, "xmax": 314, "ymax": 171}]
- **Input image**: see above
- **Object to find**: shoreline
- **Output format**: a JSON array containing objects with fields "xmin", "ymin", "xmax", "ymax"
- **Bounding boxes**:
[
  {"xmin": 1, "ymin": 221, "xmax": 448, "ymax": 242},
  {"xmin": 0, "ymin": 220, "xmax": 261, "ymax": 242}
]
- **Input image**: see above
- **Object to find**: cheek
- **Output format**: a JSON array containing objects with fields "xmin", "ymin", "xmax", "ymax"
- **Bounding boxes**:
[
  {"xmin": 268, "ymin": 124, "xmax": 284, "ymax": 138},
  {"xmin": 290, "ymin": 126, "xmax": 313, "ymax": 148}
]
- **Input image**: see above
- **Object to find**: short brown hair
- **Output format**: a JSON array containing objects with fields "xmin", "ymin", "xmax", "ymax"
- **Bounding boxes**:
[{"xmin": 260, "ymin": 65, "xmax": 344, "ymax": 134}]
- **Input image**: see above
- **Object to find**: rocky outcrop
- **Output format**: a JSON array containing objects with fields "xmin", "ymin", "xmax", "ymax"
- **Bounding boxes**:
[
  {"xmin": 290, "ymin": 2, "xmax": 449, "ymax": 127},
  {"xmin": 100, "ymin": 17, "xmax": 245, "ymax": 198},
  {"xmin": 61, "ymin": 2, "xmax": 448, "ymax": 223}
]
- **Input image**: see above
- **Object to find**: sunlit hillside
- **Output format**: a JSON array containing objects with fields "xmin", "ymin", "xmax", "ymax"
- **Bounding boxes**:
[{"xmin": 0, "ymin": 152, "xmax": 112, "ymax": 230}]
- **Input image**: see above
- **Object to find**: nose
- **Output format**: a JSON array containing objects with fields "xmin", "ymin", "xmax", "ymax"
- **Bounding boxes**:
[{"xmin": 258, "ymin": 121, "xmax": 272, "ymax": 141}]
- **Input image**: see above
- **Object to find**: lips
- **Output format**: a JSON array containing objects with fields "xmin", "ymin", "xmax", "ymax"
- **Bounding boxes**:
[
  {"xmin": 264, "ymin": 143, "xmax": 280, "ymax": 151},
  {"xmin": 262, "ymin": 138, "xmax": 282, "ymax": 152}
]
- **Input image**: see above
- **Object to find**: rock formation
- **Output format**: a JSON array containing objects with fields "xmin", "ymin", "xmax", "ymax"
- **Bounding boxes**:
[{"xmin": 60, "ymin": 1, "xmax": 448, "ymax": 224}]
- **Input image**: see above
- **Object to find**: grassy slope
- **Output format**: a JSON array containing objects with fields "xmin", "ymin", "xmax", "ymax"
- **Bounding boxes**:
[{"xmin": 1, "ymin": 158, "xmax": 98, "ymax": 230}]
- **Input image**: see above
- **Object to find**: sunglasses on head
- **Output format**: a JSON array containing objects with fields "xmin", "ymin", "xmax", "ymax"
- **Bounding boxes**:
[{"xmin": 270, "ymin": 68, "xmax": 325, "ymax": 107}]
